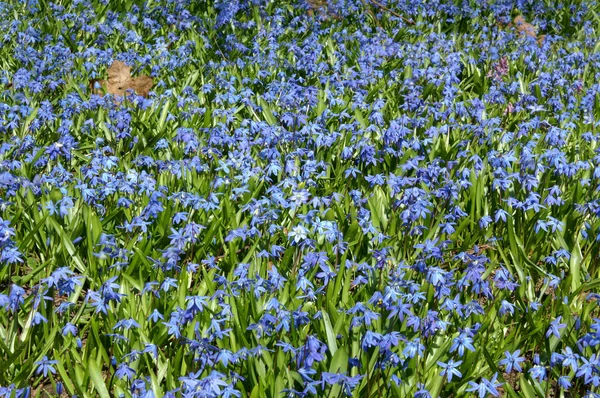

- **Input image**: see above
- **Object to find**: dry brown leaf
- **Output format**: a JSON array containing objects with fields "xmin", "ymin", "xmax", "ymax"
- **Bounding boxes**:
[
  {"xmin": 128, "ymin": 75, "xmax": 154, "ymax": 98},
  {"xmin": 91, "ymin": 60, "xmax": 153, "ymax": 98},
  {"xmin": 536, "ymin": 34, "xmax": 546, "ymax": 46},
  {"xmin": 503, "ymin": 16, "xmax": 545, "ymax": 46},
  {"xmin": 306, "ymin": 0, "xmax": 341, "ymax": 21},
  {"xmin": 513, "ymin": 15, "xmax": 537, "ymax": 38}
]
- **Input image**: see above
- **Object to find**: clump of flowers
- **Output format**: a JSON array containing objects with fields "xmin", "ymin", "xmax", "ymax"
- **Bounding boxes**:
[{"xmin": 0, "ymin": 0, "xmax": 598, "ymax": 397}]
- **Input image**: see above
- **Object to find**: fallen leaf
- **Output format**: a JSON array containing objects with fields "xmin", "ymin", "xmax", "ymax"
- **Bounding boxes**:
[
  {"xmin": 536, "ymin": 34, "xmax": 546, "ymax": 46},
  {"xmin": 513, "ymin": 15, "xmax": 537, "ymax": 38},
  {"xmin": 127, "ymin": 75, "xmax": 154, "ymax": 98},
  {"xmin": 504, "ymin": 15, "xmax": 545, "ymax": 46},
  {"xmin": 306, "ymin": 0, "xmax": 341, "ymax": 21},
  {"xmin": 91, "ymin": 60, "xmax": 153, "ymax": 98}
]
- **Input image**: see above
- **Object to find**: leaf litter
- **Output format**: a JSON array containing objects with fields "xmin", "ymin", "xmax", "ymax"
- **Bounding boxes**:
[{"xmin": 90, "ymin": 60, "xmax": 153, "ymax": 98}]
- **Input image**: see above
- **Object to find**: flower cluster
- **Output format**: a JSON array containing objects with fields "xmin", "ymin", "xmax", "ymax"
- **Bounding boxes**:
[{"xmin": 0, "ymin": 0, "xmax": 599, "ymax": 397}]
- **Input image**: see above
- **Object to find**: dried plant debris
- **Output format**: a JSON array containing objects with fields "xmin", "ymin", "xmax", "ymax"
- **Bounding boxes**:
[
  {"xmin": 91, "ymin": 60, "xmax": 153, "ymax": 98},
  {"xmin": 509, "ymin": 16, "xmax": 546, "ymax": 45},
  {"xmin": 305, "ymin": 0, "xmax": 341, "ymax": 21},
  {"xmin": 366, "ymin": 0, "xmax": 415, "ymax": 24}
]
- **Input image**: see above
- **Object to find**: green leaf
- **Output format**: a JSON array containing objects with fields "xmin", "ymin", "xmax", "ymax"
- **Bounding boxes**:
[
  {"xmin": 257, "ymin": 96, "xmax": 276, "ymax": 125},
  {"xmin": 322, "ymin": 310, "xmax": 338, "ymax": 355},
  {"xmin": 47, "ymin": 217, "xmax": 86, "ymax": 273},
  {"xmin": 327, "ymin": 347, "xmax": 348, "ymax": 397},
  {"xmin": 329, "ymin": 346, "xmax": 348, "ymax": 374},
  {"xmin": 88, "ymin": 357, "xmax": 111, "ymax": 398},
  {"xmin": 519, "ymin": 376, "xmax": 537, "ymax": 398},
  {"xmin": 570, "ymin": 239, "xmax": 583, "ymax": 292},
  {"xmin": 250, "ymin": 385, "xmax": 261, "ymax": 398},
  {"xmin": 54, "ymin": 353, "xmax": 77, "ymax": 396}
]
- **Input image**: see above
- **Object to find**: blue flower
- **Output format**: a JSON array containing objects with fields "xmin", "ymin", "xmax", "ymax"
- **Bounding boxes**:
[
  {"xmin": 558, "ymin": 376, "xmax": 571, "ymax": 389},
  {"xmin": 546, "ymin": 316, "xmax": 566, "ymax": 338},
  {"xmin": 529, "ymin": 365, "xmax": 547, "ymax": 382},
  {"xmin": 34, "ymin": 356, "xmax": 58, "ymax": 377},
  {"xmin": 148, "ymin": 309, "xmax": 164, "ymax": 322},
  {"xmin": 467, "ymin": 373, "xmax": 502, "ymax": 397},
  {"xmin": 115, "ymin": 362, "xmax": 136, "ymax": 380},
  {"xmin": 438, "ymin": 359, "xmax": 463, "ymax": 382},
  {"xmin": 62, "ymin": 323, "xmax": 78, "ymax": 337},
  {"xmin": 499, "ymin": 350, "xmax": 525, "ymax": 373},
  {"xmin": 450, "ymin": 333, "xmax": 475, "ymax": 357}
]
